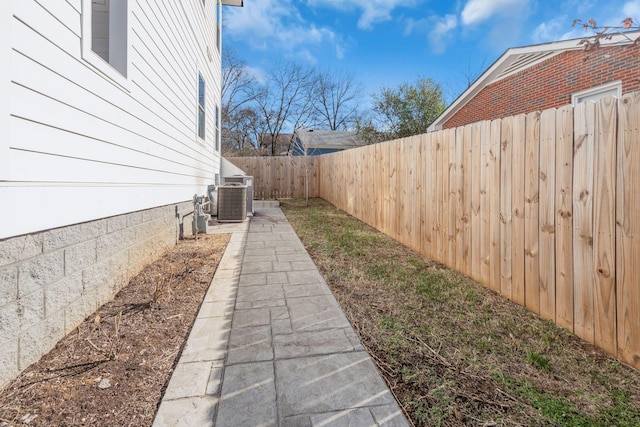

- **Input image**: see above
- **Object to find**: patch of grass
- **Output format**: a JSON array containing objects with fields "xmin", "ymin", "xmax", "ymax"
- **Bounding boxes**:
[
  {"xmin": 599, "ymin": 389, "xmax": 640, "ymax": 427},
  {"xmin": 379, "ymin": 316, "xmax": 399, "ymax": 331},
  {"xmin": 527, "ymin": 351, "xmax": 551, "ymax": 372},
  {"xmin": 280, "ymin": 198, "xmax": 640, "ymax": 427},
  {"xmin": 498, "ymin": 375, "xmax": 640, "ymax": 427},
  {"xmin": 415, "ymin": 273, "xmax": 447, "ymax": 302}
]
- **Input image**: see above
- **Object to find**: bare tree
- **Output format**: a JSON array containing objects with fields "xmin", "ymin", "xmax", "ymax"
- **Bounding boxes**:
[
  {"xmin": 460, "ymin": 57, "xmax": 487, "ymax": 89},
  {"xmin": 313, "ymin": 69, "xmax": 363, "ymax": 130},
  {"xmin": 221, "ymin": 49, "xmax": 259, "ymax": 155},
  {"xmin": 250, "ymin": 61, "xmax": 317, "ymax": 156},
  {"xmin": 222, "ymin": 107, "xmax": 261, "ymax": 155},
  {"xmin": 221, "ymin": 48, "xmax": 254, "ymax": 119}
]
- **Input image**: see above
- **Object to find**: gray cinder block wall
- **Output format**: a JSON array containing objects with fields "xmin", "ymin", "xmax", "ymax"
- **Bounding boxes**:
[{"xmin": 0, "ymin": 201, "xmax": 194, "ymax": 390}]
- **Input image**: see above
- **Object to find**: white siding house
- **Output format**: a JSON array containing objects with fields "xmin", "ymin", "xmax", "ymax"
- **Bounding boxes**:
[{"xmin": 0, "ymin": 0, "xmax": 241, "ymax": 390}]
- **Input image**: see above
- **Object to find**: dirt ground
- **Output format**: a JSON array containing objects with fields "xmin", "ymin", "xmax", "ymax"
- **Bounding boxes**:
[{"xmin": 0, "ymin": 233, "xmax": 229, "ymax": 427}]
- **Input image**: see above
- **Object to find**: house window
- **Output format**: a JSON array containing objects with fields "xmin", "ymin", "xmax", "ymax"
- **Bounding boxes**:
[
  {"xmin": 215, "ymin": 105, "xmax": 220, "ymax": 151},
  {"xmin": 198, "ymin": 74, "xmax": 206, "ymax": 140},
  {"xmin": 572, "ymin": 81, "xmax": 621, "ymax": 105},
  {"xmin": 83, "ymin": 0, "xmax": 128, "ymax": 78}
]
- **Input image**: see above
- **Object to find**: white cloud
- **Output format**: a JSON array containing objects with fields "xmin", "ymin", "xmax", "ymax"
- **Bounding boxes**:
[
  {"xmin": 532, "ymin": 18, "xmax": 568, "ymax": 43},
  {"xmin": 225, "ymin": 0, "xmax": 337, "ymax": 60},
  {"xmin": 623, "ymin": 1, "xmax": 640, "ymax": 20},
  {"xmin": 308, "ymin": 0, "xmax": 417, "ymax": 30},
  {"xmin": 243, "ymin": 66, "xmax": 267, "ymax": 85},
  {"xmin": 560, "ymin": 0, "xmax": 597, "ymax": 16},
  {"xmin": 428, "ymin": 15, "xmax": 458, "ymax": 53},
  {"xmin": 295, "ymin": 49, "xmax": 319, "ymax": 64},
  {"xmin": 461, "ymin": 0, "xmax": 530, "ymax": 26}
]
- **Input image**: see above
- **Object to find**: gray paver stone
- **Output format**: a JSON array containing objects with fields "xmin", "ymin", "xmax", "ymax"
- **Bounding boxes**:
[
  {"xmin": 273, "ymin": 328, "xmax": 356, "ymax": 359},
  {"xmin": 227, "ymin": 325, "xmax": 273, "ymax": 365},
  {"xmin": 216, "ymin": 361, "xmax": 277, "ymax": 427},
  {"xmin": 310, "ymin": 408, "xmax": 377, "ymax": 427},
  {"xmin": 241, "ymin": 261, "xmax": 274, "ymax": 274},
  {"xmin": 236, "ymin": 284, "xmax": 284, "ymax": 304},
  {"xmin": 287, "ymin": 295, "xmax": 350, "ymax": 331},
  {"xmin": 276, "ymin": 352, "xmax": 397, "ymax": 418},
  {"xmin": 286, "ymin": 270, "xmax": 325, "ymax": 286},
  {"xmin": 283, "ymin": 283, "xmax": 330, "ymax": 299},
  {"xmin": 238, "ymin": 273, "xmax": 267, "ymax": 287},
  {"xmin": 231, "ymin": 307, "xmax": 271, "ymax": 329}
]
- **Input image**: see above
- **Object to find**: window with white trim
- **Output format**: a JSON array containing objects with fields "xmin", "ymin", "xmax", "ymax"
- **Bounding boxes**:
[
  {"xmin": 572, "ymin": 81, "xmax": 621, "ymax": 105},
  {"xmin": 198, "ymin": 74, "xmax": 206, "ymax": 140},
  {"xmin": 82, "ymin": 0, "xmax": 128, "ymax": 79}
]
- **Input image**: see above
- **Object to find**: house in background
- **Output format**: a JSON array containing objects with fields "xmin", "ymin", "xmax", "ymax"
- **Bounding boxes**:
[
  {"xmin": 254, "ymin": 133, "xmax": 295, "ymax": 156},
  {"xmin": 293, "ymin": 128, "xmax": 362, "ymax": 156},
  {"xmin": 428, "ymin": 31, "xmax": 640, "ymax": 131},
  {"xmin": 0, "ymin": 0, "xmax": 242, "ymax": 390}
]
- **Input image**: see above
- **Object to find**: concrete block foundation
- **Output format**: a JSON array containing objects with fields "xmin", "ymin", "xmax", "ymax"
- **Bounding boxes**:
[{"xmin": 0, "ymin": 201, "xmax": 194, "ymax": 390}]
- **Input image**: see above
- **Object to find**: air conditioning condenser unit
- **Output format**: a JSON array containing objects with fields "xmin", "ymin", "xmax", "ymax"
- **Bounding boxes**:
[{"xmin": 217, "ymin": 184, "xmax": 247, "ymax": 222}]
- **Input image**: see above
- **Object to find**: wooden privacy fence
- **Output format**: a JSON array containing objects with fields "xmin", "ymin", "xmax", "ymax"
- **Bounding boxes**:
[
  {"xmin": 226, "ymin": 92, "xmax": 640, "ymax": 370},
  {"xmin": 318, "ymin": 93, "xmax": 639, "ymax": 370},
  {"xmin": 226, "ymin": 156, "xmax": 319, "ymax": 199}
]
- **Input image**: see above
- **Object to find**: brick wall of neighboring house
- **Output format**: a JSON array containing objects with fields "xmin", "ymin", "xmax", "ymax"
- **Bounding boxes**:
[
  {"xmin": 443, "ymin": 45, "xmax": 640, "ymax": 129},
  {"xmin": 0, "ymin": 202, "xmax": 194, "ymax": 389}
]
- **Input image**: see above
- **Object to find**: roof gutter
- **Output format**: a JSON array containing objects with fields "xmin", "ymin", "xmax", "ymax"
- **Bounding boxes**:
[{"xmin": 221, "ymin": 0, "xmax": 243, "ymax": 6}]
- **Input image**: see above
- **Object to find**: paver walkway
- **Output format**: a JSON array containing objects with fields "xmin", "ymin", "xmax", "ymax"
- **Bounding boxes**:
[{"xmin": 153, "ymin": 202, "xmax": 409, "ymax": 427}]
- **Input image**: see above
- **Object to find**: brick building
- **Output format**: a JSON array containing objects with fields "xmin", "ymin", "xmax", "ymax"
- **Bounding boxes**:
[{"xmin": 428, "ymin": 31, "xmax": 640, "ymax": 131}]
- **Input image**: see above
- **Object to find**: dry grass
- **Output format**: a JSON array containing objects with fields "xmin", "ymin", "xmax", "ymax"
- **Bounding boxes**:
[{"xmin": 281, "ymin": 198, "xmax": 640, "ymax": 427}]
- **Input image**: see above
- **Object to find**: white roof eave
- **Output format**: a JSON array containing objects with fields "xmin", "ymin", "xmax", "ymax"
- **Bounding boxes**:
[{"xmin": 427, "ymin": 31, "xmax": 640, "ymax": 132}]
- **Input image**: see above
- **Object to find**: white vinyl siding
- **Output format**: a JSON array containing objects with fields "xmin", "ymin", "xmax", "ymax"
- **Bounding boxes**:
[
  {"xmin": 2, "ymin": 0, "xmax": 221, "ymax": 239},
  {"xmin": 0, "ymin": 1, "xmax": 11, "ymax": 179}
]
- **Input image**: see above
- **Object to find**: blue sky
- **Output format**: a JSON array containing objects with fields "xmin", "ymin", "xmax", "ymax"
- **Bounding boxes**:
[{"xmin": 223, "ymin": 0, "xmax": 640, "ymax": 105}]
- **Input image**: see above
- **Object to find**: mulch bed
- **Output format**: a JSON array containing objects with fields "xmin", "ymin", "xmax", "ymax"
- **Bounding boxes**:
[{"xmin": 0, "ymin": 233, "xmax": 229, "ymax": 427}]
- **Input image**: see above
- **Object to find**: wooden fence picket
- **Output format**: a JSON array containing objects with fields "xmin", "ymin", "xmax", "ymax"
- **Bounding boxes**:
[
  {"xmin": 593, "ymin": 96, "xmax": 617, "ymax": 355},
  {"xmin": 617, "ymin": 92, "xmax": 640, "ymax": 367},
  {"xmin": 539, "ymin": 109, "xmax": 557, "ymax": 321},
  {"xmin": 524, "ymin": 111, "xmax": 541, "ymax": 314},
  {"xmin": 573, "ymin": 100, "xmax": 596, "ymax": 345},
  {"xmin": 512, "ymin": 115, "xmax": 527, "ymax": 307},
  {"xmin": 555, "ymin": 105, "xmax": 575, "ymax": 332}
]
